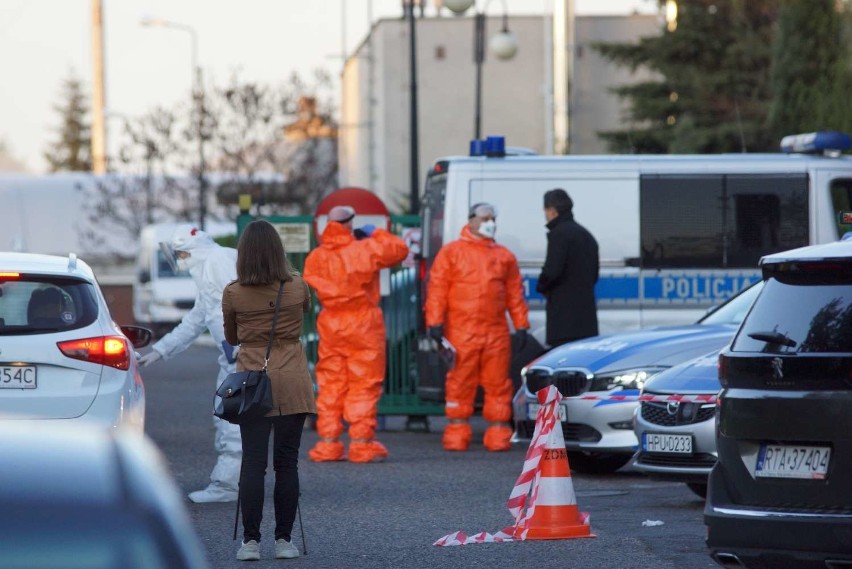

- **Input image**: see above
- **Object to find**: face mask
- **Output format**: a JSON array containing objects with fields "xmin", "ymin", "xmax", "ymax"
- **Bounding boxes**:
[
  {"xmin": 478, "ymin": 220, "xmax": 497, "ymax": 239},
  {"xmin": 176, "ymin": 257, "xmax": 189, "ymax": 272}
]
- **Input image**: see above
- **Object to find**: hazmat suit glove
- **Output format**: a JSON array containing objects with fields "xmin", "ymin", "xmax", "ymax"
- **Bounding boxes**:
[
  {"xmin": 355, "ymin": 224, "xmax": 376, "ymax": 238},
  {"xmin": 515, "ymin": 328, "xmax": 529, "ymax": 351},
  {"xmin": 428, "ymin": 325, "xmax": 444, "ymax": 343},
  {"xmin": 138, "ymin": 350, "xmax": 162, "ymax": 368}
]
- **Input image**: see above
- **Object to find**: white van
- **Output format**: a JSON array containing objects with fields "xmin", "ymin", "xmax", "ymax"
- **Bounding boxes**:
[
  {"xmin": 420, "ymin": 133, "xmax": 852, "ymax": 343},
  {"xmin": 133, "ymin": 222, "xmax": 234, "ymax": 336}
]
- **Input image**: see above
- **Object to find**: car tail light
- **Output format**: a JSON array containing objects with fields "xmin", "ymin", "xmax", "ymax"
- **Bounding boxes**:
[
  {"xmin": 57, "ymin": 336, "xmax": 130, "ymax": 370},
  {"xmin": 419, "ymin": 258, "xmax": 428, "ymax": 281},
  {"xmin": 717, "ymin": 354, "xmax": 728, "ymax": 387}
]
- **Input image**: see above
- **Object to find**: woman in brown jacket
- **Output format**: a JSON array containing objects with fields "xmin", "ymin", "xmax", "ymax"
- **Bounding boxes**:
[{"xmin": 222, "ymin": 220, "xmax": 317, "ymax": 562}]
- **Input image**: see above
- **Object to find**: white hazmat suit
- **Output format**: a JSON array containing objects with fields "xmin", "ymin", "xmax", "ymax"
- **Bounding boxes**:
[{"xmin": 141, "ymin": 225, "xmax": 241, "ymax": 503}]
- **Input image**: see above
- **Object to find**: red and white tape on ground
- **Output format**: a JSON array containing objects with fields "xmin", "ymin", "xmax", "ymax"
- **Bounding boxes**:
[
  {"xmin": 434, "ymin": 385, "xmax": 567, "ymax": 547},
  {"xmin": 574, "ymin": 393, "xmax": 717, "ymax": 404}
]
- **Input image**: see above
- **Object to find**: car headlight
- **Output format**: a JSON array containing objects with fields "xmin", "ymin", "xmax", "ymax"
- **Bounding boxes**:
[{"xmin": 589, "ymin": 367, "xmax": 667, "ymax": 391}]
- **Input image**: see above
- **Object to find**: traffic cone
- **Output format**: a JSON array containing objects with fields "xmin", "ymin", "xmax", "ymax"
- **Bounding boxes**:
[{"xmin": 516, "ymin": 405, "xmax": 593, "ymax": 540}]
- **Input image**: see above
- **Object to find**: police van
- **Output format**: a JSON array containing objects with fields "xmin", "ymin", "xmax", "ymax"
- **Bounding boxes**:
[{"xmin": 419, "ymin": 131, "xmax": 852, "ymax": 343}]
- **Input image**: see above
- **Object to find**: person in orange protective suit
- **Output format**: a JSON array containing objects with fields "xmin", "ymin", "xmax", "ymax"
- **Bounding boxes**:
[
  {"xmin": 425, "ymin": 202, "xmax": 530, "ymax": 452},
  {"xmin": 303, "ymin": 205, "xmax": 408, "ymax": 463}
]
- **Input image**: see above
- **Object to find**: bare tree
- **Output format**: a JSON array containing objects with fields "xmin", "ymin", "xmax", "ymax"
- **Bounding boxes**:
[
  {"xmin": 76, "ymin": 107, "xmax": 197, "ymax": 259},
  {"xmin": 77, "ymin": 69, "xmax": 339, "ymax": 258},
  {"xmin": 209, "ymin": 71, "xmax": 338, "ymax": 215}
]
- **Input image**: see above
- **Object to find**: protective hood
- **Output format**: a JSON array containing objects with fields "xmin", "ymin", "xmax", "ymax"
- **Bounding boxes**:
[
  {"xmin": 161, "ymin": 224, "xmax": 218, "ymax": 274},
  {"xmin": 319, "ymin": 221, "xmax": 354, "ymax": 249}
]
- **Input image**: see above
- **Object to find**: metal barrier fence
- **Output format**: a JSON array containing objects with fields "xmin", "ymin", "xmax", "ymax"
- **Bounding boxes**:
[{"xmin": 236, "ymin": 214, "xmax": 443, "ymax": 419}]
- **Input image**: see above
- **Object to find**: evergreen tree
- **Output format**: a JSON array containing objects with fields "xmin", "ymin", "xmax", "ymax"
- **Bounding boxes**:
[
  {"xmin": 769, "ymin": 0, "xmax": 852, "ymax": 138},
  {"xmin": 43, "ymin": 72, "xmax": 92, "ymax": 171},
  {"xmin": 593, "ymin": 0, "xmax": 778, "ymax": 154}
]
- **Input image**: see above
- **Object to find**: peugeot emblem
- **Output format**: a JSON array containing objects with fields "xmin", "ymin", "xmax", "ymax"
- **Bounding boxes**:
[
  {"xmin": 771, "ymin": 357, "xmax": 784, "ymax": 382},
  {"xmin": 666, "ymin": 401, "xmax": 680, "ymax": 415}
]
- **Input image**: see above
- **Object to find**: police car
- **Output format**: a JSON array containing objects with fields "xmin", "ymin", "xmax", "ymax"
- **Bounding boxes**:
[{"xmin": 512, "ymin": 282, "xmax": 762, "ymax": 474}]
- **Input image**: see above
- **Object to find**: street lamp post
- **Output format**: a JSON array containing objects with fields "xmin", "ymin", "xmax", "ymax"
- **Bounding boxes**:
[
  {"xmin": 445, "ymin": 0, "xmax": 518, "ymax": 140},
  {"xmin": 140, "ymin": 18, "xmax": 207, "ymax": 230},
  {"xmin": 402, "ymin": 1, "xmax": 420, "ymax": 216}
]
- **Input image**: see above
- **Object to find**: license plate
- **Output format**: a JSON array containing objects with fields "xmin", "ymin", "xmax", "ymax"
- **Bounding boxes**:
[
  {"xmin": 0, "ymin": 365, "xmax": 37, "ymax": 389},
  {"xmin": 642, "ymin": 432, "xmax": 693, "ymax": 454},
  {"xmin": 755, "ymin": 444, "xmax": 831, "ymax": 480},
  {"xmin": 527, "ymin": 403, "xmax": 567, "ymax": 421}
]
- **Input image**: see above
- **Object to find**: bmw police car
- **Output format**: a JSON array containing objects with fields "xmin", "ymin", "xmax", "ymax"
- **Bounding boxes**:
[{"xmin": 512, "ymin": 281, "xmax": 762, "ymax": 474}]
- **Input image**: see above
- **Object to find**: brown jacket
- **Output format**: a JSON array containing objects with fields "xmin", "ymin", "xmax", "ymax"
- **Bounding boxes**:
[{"xmin": 222, "ymin": 276, "xmax": 317, "ymax": 417}]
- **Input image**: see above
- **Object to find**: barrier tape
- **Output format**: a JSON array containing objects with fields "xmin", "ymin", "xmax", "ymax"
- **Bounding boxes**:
[
  {"xmin": 434, "ymin": 385, "xmax": 564, "ymax": 547},
  {"xmin": 572, "ymin": 393, "xmax": 717, "ymax": 404}
]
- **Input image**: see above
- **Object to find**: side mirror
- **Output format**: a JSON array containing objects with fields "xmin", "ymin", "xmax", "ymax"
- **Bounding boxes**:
[
  {"xmin": 121, "ymin": 325, "xmax": 153, "ymax": 349},
  {"xmin": 138, "ymin": 270, "xmax": 151, "ymax": 284}
]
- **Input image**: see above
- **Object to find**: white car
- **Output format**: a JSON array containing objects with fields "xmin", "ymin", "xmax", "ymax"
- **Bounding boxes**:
[{"xmin": 0, "ymin": 252, "xmax": 150, "ymax": 431}]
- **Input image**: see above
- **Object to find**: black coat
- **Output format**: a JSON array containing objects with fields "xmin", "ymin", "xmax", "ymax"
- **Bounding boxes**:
[{"xmin": 536, "ymin": 212, "xmax": 599, "ymax": 345}]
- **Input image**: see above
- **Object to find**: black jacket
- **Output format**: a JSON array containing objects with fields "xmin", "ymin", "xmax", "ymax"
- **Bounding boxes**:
[{"xmin": 536, "ymin": 212, "xmax": 599, "ymax": 345}]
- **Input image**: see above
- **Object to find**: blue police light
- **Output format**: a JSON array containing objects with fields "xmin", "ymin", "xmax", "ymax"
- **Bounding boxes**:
[
  {"xmin": 780, "ymin": 131, "xmax": 851, "ymax": 154},
  {"xmin": 484, "ymin": 135, "xmax": 506, "ymax": 157},
  {"xmin": 842, "ymin": 232, "xmax": 852, "ymax": 241},
  {"xmin": 469, "ymin": 139, "xmax": 486, "ymax": 157}
]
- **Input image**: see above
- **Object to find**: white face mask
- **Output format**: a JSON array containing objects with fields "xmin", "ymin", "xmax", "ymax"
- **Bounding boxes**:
[
  {"xmin": 176, "ymin": 257, "xmax": 189, "ymax": 272},
  {"xmin": 478, "ymin": 220, "xmax": 497, "ymax": 239}
]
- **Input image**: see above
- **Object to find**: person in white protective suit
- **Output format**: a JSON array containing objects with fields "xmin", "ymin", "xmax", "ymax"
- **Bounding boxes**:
[{"xmin": 138, "ymin": 224, "xmax": 241, "ymax": 503}]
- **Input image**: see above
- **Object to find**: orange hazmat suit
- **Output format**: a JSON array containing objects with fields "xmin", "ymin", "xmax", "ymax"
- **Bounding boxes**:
[
  {"xmin": 303, "ymin": 221, "xmax": 408, "ymax": 463},
  {"xmin": 425, "ymin": 225, "xmax": 529, "ymax": 451}
]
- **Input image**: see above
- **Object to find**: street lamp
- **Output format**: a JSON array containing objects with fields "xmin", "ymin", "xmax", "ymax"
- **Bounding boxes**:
[
  {"xmin": 140, "ymin": 17, "xmax": 207, "ymax": 230},
  {"xmin": 445, "ymin": 0, "xmax": 518, "ymax": 140},
  {"xmin": 402, "ymin": 1, "xmax": 420, "ymax": 215}
]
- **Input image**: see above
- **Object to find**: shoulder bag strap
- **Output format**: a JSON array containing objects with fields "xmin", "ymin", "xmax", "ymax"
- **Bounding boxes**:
[{"xmin": 263, "ymin": 281, "xmax": 285, "ymax": 371}]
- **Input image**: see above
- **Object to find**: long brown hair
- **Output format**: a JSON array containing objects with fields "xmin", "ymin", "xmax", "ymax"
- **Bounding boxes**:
[{"xmin": 236, "ymin": 220, "xmax": 293, "ymax": 285}]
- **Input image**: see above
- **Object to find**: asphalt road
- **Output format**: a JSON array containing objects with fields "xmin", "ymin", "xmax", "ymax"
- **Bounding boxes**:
[{"xmin": 141, "ymin": 344, "xmax": 718, "ymax": 569}]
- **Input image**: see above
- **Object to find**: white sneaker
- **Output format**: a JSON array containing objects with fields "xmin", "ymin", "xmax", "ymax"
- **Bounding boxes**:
[
  {"xmin": 275, "ymin": 538, "xmax": 300, "ymax": 559},
  {"xmin": 188, "ymin": 484, "xmax": 238, "ymax": 503},
  {"xmin": 236, "ymin": 540, "xmax": 260, "ymax": 561}
]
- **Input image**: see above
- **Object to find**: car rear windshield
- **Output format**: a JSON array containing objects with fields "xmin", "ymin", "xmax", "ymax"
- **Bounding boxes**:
[
  {"xmin": 732, "ymin": 266, "xmax": 852, "ymax": 353},
  {"xmin": 0, "ymin": 275, "xmax": 99, "ymax": 335}
]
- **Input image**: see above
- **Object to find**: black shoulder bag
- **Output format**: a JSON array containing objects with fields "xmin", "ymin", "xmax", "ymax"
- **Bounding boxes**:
[{"xmin": 214, "ymin": 282, "xmax": 284, "ymax": 425}]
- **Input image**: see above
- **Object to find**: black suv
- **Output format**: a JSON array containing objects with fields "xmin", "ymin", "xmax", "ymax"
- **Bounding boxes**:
[{"xmin": 705, "ymin": 240, "xmax": 852, "ymax": 568}]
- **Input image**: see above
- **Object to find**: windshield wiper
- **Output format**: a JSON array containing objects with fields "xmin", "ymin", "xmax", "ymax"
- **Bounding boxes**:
[{"xmin": 747, "ymin": 331, "xmax": 797, "ymax": 348}]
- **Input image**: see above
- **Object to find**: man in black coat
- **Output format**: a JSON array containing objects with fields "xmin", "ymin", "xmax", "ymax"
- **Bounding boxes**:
[{"xmin": 536, "ymin": 189, "xmax": 600, "ymax": 347}]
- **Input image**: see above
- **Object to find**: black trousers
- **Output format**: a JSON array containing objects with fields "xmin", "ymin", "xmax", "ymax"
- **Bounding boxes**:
[{"xmin": 239, "ymin": 413, "xmax": 308, "ymax": 543}]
